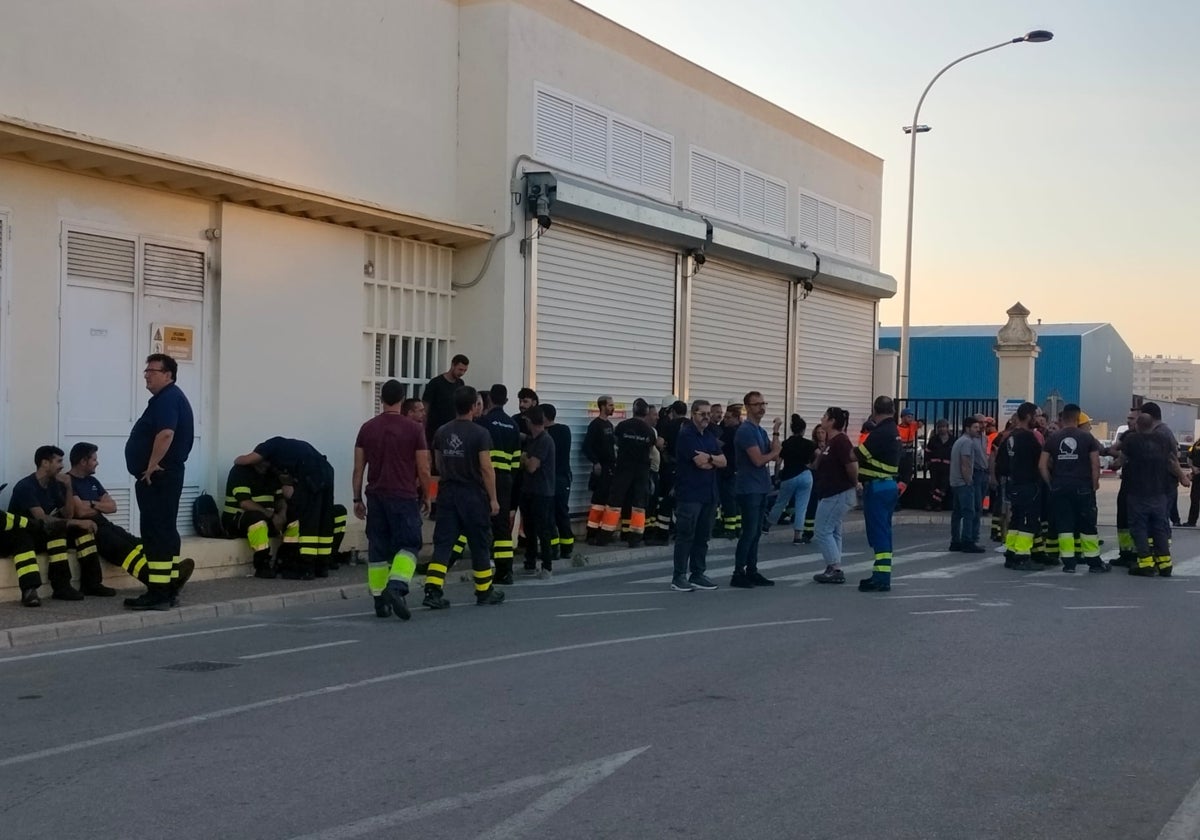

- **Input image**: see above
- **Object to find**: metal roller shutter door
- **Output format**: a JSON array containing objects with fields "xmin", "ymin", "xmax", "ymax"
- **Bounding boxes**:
[
  {"xmin": 687, "ymin": 261, "xmax": 789, "ymax": 412},
  {"xmin": 795, "ymin": 290, "xmax": 876, "ymax": 430},
  {"xmin": 536, "ymin": 225, "xmax": 677, "ymax": 513}
]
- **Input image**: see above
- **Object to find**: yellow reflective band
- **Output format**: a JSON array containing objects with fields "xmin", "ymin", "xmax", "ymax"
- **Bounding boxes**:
[
  {"xmin": 131, "ymin": 557, "xmax": 148, "ymax": 577},
  {"xmin": 14, "ymin": 551, "xmax": 38, "ymax": 573},
  {"xmin": 390, "ymin": 550, "xmax": 417, "ymax": 582},
  {"xmin": 300, "ymin": 547, "xmax": 320, "ymax": 556},
  {"xmin": 493, "ymin": 551, "xmax": 514, "ymax": 560},
  {"xmin": 561, "ymin": 536, "xmax": 575, "ymax": 546},
  {"xmin": 47, "ymin": 538, "xmax": 67, "ymax": 549},
  {"xmin": 873, "ymin": 565, "xmax": 892, "ymax": 573},
  {"xmin": 333, "ymin": 515, "xmax": 347, "ymax": 525},
  {"xmin": 123, "ymin": 546, "xmax": 141, "ymax": 566},
  {"xmin": 367, "ymin": 562, "xmax": 390, "ymax": 595},
  {"xmin": 251, "ymin": 494, "xmax": 276, "ymax": 503},
  {"xmin": 494, "ymin": 540, "xmax": 514, "ymax": 549},
  {"xmin": 247, "ymin": 520, "xmax": 270, "ymax": 551},
  {"xmin": 231, "ymin": 486, "xmax": 252, "ymax": 497},
  {"xmin": 428, "ymin": 563, "xmax": 448, "ymax": 575},
  {"xmin": 874, "ymin": 552, "xmax": 892, "ymax": 560},
  {"xmin": 77, "ymin": 545, "xmax": 98, "ymax": 558},
  {"xmin": 284, "ymin": 521, "xmax": 300, "ymax": 540}
]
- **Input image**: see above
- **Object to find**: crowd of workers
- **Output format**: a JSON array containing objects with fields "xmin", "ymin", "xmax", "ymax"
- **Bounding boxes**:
[{"xmin": 3, "ymin": 350, "xmax": 1191, "ymax": 615}]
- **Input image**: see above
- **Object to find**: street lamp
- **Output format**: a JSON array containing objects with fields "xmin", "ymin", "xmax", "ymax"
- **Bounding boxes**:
[{"xmin": 897, "ymin": 29, "xmax": 1054, "ymax": 401}]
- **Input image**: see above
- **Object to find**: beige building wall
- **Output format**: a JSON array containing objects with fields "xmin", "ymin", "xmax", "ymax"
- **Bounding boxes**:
[{"xmin": 0, "ymin": 0, "xmax": 464, "ymax": 220}]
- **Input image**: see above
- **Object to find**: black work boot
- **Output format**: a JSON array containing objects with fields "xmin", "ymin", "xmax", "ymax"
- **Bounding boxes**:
[
  {"xmin": 422, "ymin": 585, "xmax": 451, "ymax": 610},
  {"xmin": 169, "ymin": 558, "xmax": 196, "ymax": 606},
  {"xmin": 253, "ymin": 550, "xmax": 276, "ymax": 579},
  {"xmin": 126, "ymin": 586, "xmax": 173, "ymax": 611},
  {"xmin": 475, "ymin": 586, "xmax": 505, "ymax": 606}
]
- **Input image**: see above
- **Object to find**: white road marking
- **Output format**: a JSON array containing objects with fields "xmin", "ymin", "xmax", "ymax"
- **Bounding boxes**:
[
  {"xmin": 536, "ymin": 552, "xmax": 734, "ymax": 587},
  {"xmin": 623, "ymin": 552, "xmax": 850, "ymax": 586},
  {"xmin": 239, "ymin": 640, "xmax": 359, "ymax": 660},
  {"xmin": 286, "ymin": 746, "xmax": 649, "ymax": 840},
  {"xmin": 910, "ymin": 609, "xmax": 977, "ymax": 615},
  {"xmin": 885, "ymin": 594, "xmax": 978, "ymax": 600},
  {"xmin": 785, "ymin": 559, "xmax": 876, "ymax": 585},
  {"xmin": 904, "ymin": 556, "xmax": 1001, "ymax": 579},
  {"xmin": 0, "ymin": 624, "xmax": 271, "ymax": 664},
  {"xmin": 0, "ymin": 617, "xmax": 831, "ymax": 769},
  {"xmin": 509, "ymin": 590, "xmax": 674, "ymax": 602},
  {"xmin": 556, "ymin": 608, "xmax": 665, "ymax": 618},
  {"xmin": 308, "ymin": 611, "xmax": 374, "ymax": 621},
  {"xmin": 1157, "ymin": 770, "xmax": 1200, "ymax": 840},
  {"xmin": 1063, "ymin": 605, "xmax": 1140, "ymax": 611}
]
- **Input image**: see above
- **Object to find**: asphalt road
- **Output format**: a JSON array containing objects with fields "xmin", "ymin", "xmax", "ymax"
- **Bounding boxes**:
[{"xmin": 4, "ymin": 515, "xmax": 1200, "ymax": 840}]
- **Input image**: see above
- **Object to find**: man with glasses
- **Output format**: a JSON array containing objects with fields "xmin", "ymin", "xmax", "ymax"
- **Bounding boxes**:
[
  {"xmin": 123, "ymin": 353, "xmax": 194, "ymax": 610},
  {"xmin": 670, "ymin": 400, "xmax": 725, "ymax": 591},
  {"xmin": 731, "ymin": 391, "xmax": 782, "ymax": 588}
]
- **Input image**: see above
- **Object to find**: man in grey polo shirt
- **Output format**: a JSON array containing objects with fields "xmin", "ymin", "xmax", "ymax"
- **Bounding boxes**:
[{"xmin": 949, "ymin": 417, "xmax": 986, "ymax": 553}]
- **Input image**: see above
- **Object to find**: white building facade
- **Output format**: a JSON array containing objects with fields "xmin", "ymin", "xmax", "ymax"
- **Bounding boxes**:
[
  {"xmin": 0, "ymin": 0, "xmax": 895, "ymax": 528},
  {"xmin": 1133, "ymin": 356, "xmax": 1200, "ymax": 402}
]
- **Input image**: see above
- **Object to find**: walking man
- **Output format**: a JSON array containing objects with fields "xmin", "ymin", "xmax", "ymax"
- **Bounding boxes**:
[
  {"xmin": 730, "ymin": 391, "xmax": 781, "ymax": 588},
  {"xmin": 424, "ymin": 386, "xmax": 505, "ymax": 608},
  {"xmin": 670, "ymin": 400, "xmax": 724, "ymax": 591},
  {"xmin": 857, "ymin": 396, "xmax": 902, "ymax": 592},
  {"xmin": 124, "ymin": 353, "xmax": 194, "ymax": 610},
  {"xmin": 353, "ymin": 379, "xmax": 431, "ymax": 620}
]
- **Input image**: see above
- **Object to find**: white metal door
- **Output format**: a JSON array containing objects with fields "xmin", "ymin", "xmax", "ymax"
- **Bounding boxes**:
[
  {"xmin": 795, "ymin": 289, "xmax": 877, "ymax": 431},
  {"xmin": 535, "ymin": 224, "xmax": 677, "ymax": 513},
  {"xmin": 686, "ymin": 260, "xmax": 789, "ymax": 412},
  {"xmin": 0, "ymin": 213, "xmax": 9, "ymax": 490},
  {"xmin": 60, "ymin": 230, "xmax": 138, "ymax": 528}
]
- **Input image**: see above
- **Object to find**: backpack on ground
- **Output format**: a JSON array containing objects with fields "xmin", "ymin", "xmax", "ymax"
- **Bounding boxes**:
[{"xmin": 193, "ymin": 492, "xmax": 226, "ymax": 538}]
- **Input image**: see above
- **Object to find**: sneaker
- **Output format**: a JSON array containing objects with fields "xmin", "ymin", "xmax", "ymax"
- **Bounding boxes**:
[
  {"xmin": 960, "ymin": 543, "xmax": 986, "ymax": 554},
  {"xmin": 422, "ymin": 589, "xmax": 452, "ymax": 609},
  {"xmin": 948, "ymin": 542, "xmax": 963, "ymax": 552},
  {"xmin": 373, "ymin": 595, "xmax": 393, "ymax": 618},
  {"xmin": 538, "ymin": 568, "xmax": 553, "ymax": 581},
  {"xmin": 476, "ymin": 587, "xmax": 505, "ymax": 606},
  {"xmin": 792, "ymin": 535, "xmax": 805, "ymax": 546},
  {"xmin": 81, "ymin": 583, "xmax": 117, "ymax": 597},
  {"xmin": 729, "ymin": 572, "xmax": 754, "ymax": 589},
  {"xmin": 688, "ymin": 574, "xmax": 718, "ymax": 590},
  {"xmin": 800, "ymin": 534, "xmax": 813, "ymax": 544},
  {"xmin": 20, "ymin": 587, "xmax": 41, "ymax": 607},
  {"xmin": 858, "ymin": 578, "xmax": 891, "ymax": 592},
  {"xmin": 813, "ymin": 567, "xmax": 846, "ymax": 584},
  {"xmin": 747, "ymin": 571, "xmax": 775, "ymax": 587},
  {"xmin": 51, "ymin": 584, "xmax": 84, "ymax": 602},
  {"xmin": 1088, "ymin": 562, "xmax": 1112, "ymax": 574},
  {"xmin": 1062, "ymin": 564, "xmax": 1077, "ymax": 574},
  {"xmin": 384, "ymin": 583, "xmax": 411, "ymax": 620},
  {"xmin": 671, "ymin": 576, "xmax": 694, "ymax": 592}
]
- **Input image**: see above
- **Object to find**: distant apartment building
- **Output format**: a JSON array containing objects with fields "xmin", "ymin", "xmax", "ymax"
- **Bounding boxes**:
[{"xmin": 1133, "ymin": 356, "xmax": 1200, "ymax": 401}]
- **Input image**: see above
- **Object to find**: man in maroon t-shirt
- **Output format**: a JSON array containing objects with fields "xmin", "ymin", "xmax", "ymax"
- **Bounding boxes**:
[{"xmin": 352, "ymin": 379, "xmax": 431, "ymax": 620}]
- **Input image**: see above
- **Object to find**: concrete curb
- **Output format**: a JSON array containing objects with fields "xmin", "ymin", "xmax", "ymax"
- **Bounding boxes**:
[{"xmin": 0, "ymin": 511, "xmax": 952, "ymax": 650}]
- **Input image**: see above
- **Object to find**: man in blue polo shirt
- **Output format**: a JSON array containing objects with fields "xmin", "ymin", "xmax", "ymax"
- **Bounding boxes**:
[
  {"xmin": 732, "ymin": 390, "xmax": 782, "ymax": 588},
  {"xmin": 124, "ymin": 353, "xmax": 194, "ymax": 610},
  {"xmin": 671, "ymin": 400, "xmax": 727, "ymax": 592}
]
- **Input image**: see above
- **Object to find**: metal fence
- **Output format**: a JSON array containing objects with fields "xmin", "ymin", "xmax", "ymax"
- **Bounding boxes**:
[{"xmin": 897, "ymin": 398, "xmax": 999, "ymax": 478}]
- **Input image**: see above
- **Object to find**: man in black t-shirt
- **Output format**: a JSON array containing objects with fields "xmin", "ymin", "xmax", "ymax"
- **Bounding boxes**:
[
  {"xmin": 422, "ymin": 354, "xmax": 469, "ymax": 447},
  {"xmin": 425, "ymin": 385, "xmax": 504, "ymax": 608},
  {"xmin": 1001, "ymin": 403, "xmax": 1044, "ymax": 571},
  {"xmin": 520, "ymin": 406, "xmax": 557, "ymax": 578},
  {"xmin": 1038, "ymin": 404, "xmax": 1107, "ymax": 573},
  {"xmin": 222, "ymin": 461, "xmax": 285, "ymax": 578},
  {"xmin": 1123, "ymin": 413, "xmax": 1190, "ymax": 577},
  {"xmin": 9, "ymin": 445, "xmax": 84, "ymax": 602},
  {"xmin": 597, "ymin": 399, "xmax": 656, "ymax": 547}
]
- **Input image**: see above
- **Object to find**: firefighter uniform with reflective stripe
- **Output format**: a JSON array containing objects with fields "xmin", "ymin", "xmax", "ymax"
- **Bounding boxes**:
[
  {"xmin": 222, "ymin": 463, "xmax": 284, "ymax": 578},
  {"xmin": 546, "ymin": 420, "xmax": 574, "ymax": 560},
  {"xmin": 598, "ymin": 415, "xmax": 656, "ymax": 546},
  {"xmin": 66, "ymin": 471, "xmax": 154, "ymax": 593},
  {"xmin": 0, "ymin": 510, "xmax": 43, "ymax": 604},
  {"xmin": 1000, "ymin": 428, "xmax": 1043, "ymax": 570},
  {"xmin": 857, "ymin": 417, "xmax": 902, "ymax": 591},
  {"xmin": 251, "ymin": 437, "xmax": 336, "ymax": 580},
  {"xmin": 924, "ymin": 432, "xmax": 953, "ymax": 510},
  {"xmin": 476, "ymin": 406, "xmax": 521, "ymax": 583},
  {"xmin": 583, "ymin": 416, "xmax": 616, "ymax": 542}
]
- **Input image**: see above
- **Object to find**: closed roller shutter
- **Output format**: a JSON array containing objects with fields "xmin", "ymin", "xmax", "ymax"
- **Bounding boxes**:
[
  {"xmin": 687, "ymin": 260, "xmax": 789, "ymax": 412},
  {"xmin": 535, "ymin": 225, "xmax": 677, "ymax": 513},
  {"xmin": 795, "ymin": 289, "xmax": 876, "ymax": 430}
]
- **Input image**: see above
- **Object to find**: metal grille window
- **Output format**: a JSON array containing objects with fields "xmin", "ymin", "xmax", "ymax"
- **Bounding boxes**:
[
  {"xmin": 362, "ymin": 235, "xmax": 454, "ymax": 417},
  {"xmin": 534, "ymin": 85, "xmax": 675, "ymax": 199},
  {"xmin": 798, "ymin": 192, "xmax": 872, "ymax": 263},
  {"xmin": 689, "ymin": 147, "xmax": 788, "ymax": 235}
]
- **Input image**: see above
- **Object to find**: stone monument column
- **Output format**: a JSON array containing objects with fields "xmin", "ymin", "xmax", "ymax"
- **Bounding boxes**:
[{"xmin": 994, "ymin": 302, "xmax": 1040, "ymax": 421}]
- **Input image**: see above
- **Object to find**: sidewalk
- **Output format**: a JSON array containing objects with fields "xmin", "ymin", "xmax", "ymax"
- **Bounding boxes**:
[{"xmin": 0, "ymin": 509, "xmax": 950, "ymax": 650}]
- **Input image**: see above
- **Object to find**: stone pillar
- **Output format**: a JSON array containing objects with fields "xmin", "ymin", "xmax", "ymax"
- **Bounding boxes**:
[{"xmin": 994, "ymin": 302, "xmax": 1040, "ymax": 421}]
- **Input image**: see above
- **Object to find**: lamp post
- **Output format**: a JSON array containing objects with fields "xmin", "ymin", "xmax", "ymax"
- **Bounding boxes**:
[{"xmin": 897, "ymin": 30, "xmax": 1054, "ymax": 401}]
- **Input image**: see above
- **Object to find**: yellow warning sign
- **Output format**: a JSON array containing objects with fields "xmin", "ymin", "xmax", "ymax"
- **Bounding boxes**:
[{"xmin": 151, "ymin": 323, "xmax": 194, "ymax": 361}]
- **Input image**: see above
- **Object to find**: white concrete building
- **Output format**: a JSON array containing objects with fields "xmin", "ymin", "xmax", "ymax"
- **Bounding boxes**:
[
  {"xmin": 0, "ymin": 0, "xmax": 894, "ymax": 548},
  {"xmin": 1133, "ymin": 356, "xmax": 1200, "ymax": 402}
]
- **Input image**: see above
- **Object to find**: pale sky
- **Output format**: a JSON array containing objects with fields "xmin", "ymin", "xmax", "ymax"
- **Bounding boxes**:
[{"xmin": 576, "ymin": 0, "xmax": 1200, "ymax": 358}]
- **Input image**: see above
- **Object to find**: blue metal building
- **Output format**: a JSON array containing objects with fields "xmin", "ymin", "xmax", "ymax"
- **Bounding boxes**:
[{"xmin": 878, "ymin": 323, "xmax": 1133, "ymax": 427}]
